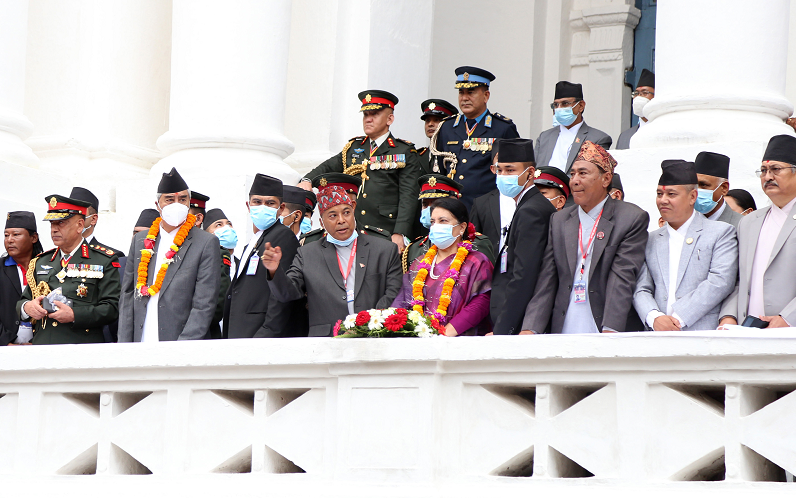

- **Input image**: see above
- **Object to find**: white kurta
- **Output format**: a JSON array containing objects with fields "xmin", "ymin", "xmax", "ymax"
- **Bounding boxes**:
[
  {"xmin": 748, "ymin": 198, "xmax": 796, "ymax": 318},
  {"xmin": 141, "ymin": 226, "xmax": 178, "ymax": 343},
  {"xmin": 548, "ymin": 122, "xmax": 582, "ymax": 171}
]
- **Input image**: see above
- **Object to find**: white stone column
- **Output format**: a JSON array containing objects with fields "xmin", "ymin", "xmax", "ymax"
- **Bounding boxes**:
[
  {"xmin": 633, "ymin": 0, "xmax": 794, "ymax": 148},
  {"xmin": 0, "ymin": 0, "xmax": 38, "ymax": 166},
  {"xmin": 154, "ymin": 0, "xmax": 296, "ymax": 185}
]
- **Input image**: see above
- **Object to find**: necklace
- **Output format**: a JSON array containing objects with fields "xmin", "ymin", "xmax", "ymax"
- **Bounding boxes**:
[
  {"xmin": 411, "ymin": 241, "xmax": 471, "ymax": 322},
  {"xmin": 136, "ymin": 213, "xmax": 196, "ymax": 297}
]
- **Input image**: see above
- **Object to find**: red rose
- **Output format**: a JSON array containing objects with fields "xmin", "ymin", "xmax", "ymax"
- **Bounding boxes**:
[
  {"xmin": 384, "ymin": 313, "xmax": 406, "ymax": 332},
  {"xmin": 355, "ymin": 311, "xmax": 371, "ymax": 326}
]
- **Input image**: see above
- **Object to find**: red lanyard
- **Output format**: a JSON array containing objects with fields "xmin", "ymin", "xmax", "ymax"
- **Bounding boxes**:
[
  {"xmin": 337, "ymin": 239, "xmax": 358, "ymax": 285},
  {"xmin": 17, "ymin": 264, "xmax": 28, "ymax": 286},
  {"xmin": 465, "ymin": 119, "xmax": 479, "ymax": 139},
  {"xmin": 369, "ymin": 142, "xmax": 379, "ymax": 156},
  {"xmin": 60, "ymin": 253, "xmax": 72, "ymax": 268},
  {"xmin": 578, "ymin": 209, "xmax": 603, "ymax": 278}
]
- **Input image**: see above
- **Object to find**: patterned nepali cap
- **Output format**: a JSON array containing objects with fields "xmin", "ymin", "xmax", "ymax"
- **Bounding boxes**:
[
  {"xmin": 575, "ymin": 141, "xmax": 617, "ymax": 174},
  {"xmin": 318, "ymin": 186, "xmax": 354, "ymax": 212}
]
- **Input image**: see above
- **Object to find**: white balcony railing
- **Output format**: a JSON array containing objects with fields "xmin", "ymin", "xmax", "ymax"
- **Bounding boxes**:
[{"xmin": 0, "ymin": 332, "xmax": 796, "ymax": 499}]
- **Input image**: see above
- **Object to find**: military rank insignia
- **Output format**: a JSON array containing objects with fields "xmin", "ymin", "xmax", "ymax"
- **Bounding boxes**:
[
  {"xmin": 365, "ymin": 154, "xmax": 406, "ymax": 170},
  {"xmin": 461, "ymin": 138, "xmax": 495, "ymax": 153}
]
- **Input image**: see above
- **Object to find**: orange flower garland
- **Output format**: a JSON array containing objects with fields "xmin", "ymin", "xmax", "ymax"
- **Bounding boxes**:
[
  {"xmin": 411, "ymin": 241, "xmax": 471, "ymax": 323},
  {"xmin": 136, "ymin": 213, "xmax": 196, "ymax": 297}
]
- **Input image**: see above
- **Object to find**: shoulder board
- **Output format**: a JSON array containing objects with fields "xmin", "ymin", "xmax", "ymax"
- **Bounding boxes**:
[
  {"xmin": 396, "ymin": 138, "xmax": 416, "ymax": 147},
  {"xmin": 493, "ymin": 112, "xmax": 513, "ymax": 123},
  {"xmin": 361, "ymin": 225, "xmax": 385, "ymax": 234},
  {"xmin": 88, "ymin": 244, "xmax": 116, "ymax": 257},
  {"xmin": 349, "ymin": 136, "xmax": 366, "ymax": 142},
  {"xmin": 418, "ymin": 236, "xmax": 429, "ymax": 247},
  {"xmin": 418, "ymin": 147, "xmax": 428, "ymax": 154},
  {"xmin": 37, "ymin": 248, "xmax": 57, "ymax": 258},
  {"xmin": 300, "ymin": 228, "xmax": 324, "ymax": 238},
  {"xmin": 442, "ymin": 114, "xmax": 457, "ymax": 122}
]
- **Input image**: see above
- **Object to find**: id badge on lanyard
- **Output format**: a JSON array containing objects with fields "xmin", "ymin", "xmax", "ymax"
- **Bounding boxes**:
[{"xmin": 574, "ymin": 209, "xmax": 603, "ymax": 304}]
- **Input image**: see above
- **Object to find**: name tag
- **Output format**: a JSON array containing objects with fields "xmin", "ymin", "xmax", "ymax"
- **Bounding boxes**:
[
  {"xmin": 246, "ymin": 254, "xmax": 260, "ymax": 276},
  {"xmin": 500, "ymin": 250, "xmax": 508, "ymax": 273},
  {"xmin": 346, "ymin": 289, "xmax": 354, "ymax": 303},
  {"xmin": 36, "ymin": 270, "xmax": 49, "ymax": 275},
  {"xmin": 573, "ymin": 281, "xmax": 587, "ymax": 303},
  {"xmin": 447, "ymin": 141, "xmax": 459, "ymax": 145}
]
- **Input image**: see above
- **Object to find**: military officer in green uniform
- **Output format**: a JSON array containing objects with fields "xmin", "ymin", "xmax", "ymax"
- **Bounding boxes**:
[
  {"xmin": 299, "ymin": 89, "xmax": 422, "ymax": 253},
  {"xmin": 203, "ymin": 208, "xmax": 236, "ymax": 339},
  {"xmin": 300, "ymin": 173, "xmax": 389, "ymax": 245},
  {"xmin": 17, "ymin": 194, "xmax": 121, "ymax": 345},
  {"xmin": 418, "ymin": 98, "xmax": 459, "ymax": 173},
  {"xmin": 403, "ymin": 174, "xmax": 495, "ymax": 273}
]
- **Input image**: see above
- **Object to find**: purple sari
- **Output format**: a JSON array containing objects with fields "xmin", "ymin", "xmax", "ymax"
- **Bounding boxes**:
[{"xmin": 392, "ymin": 249, "xmax": 493, "ymax": 335}]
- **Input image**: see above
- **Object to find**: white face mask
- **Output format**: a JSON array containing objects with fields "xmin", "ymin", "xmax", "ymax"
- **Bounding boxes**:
[
  {"xmin": 632, "ymin": 95, "xmax": 650, "ymax": 118},
  {"xmin": 159, "ymin": 202, "xmax": 189, "ymax": 227}
]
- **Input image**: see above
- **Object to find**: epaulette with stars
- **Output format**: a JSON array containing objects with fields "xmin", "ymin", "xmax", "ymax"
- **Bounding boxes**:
[
  {"xmin": 88, "ymin": 243, "xmax": 116, "ymax": 257},
  {"xmin": 492, "ymin": 112, "xmax": 513, "ymax": 123}
]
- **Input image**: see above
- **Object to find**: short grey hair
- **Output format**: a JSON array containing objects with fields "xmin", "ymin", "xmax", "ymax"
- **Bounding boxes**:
[{"xmin": 156, "ymin": 190, "xmax": 192, "ymax": 202}]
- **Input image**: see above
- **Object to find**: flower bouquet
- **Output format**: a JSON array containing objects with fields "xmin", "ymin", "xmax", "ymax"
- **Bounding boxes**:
[{"xmin": 334, "ymin": 308, "xmax": 445, "ymax": 338}]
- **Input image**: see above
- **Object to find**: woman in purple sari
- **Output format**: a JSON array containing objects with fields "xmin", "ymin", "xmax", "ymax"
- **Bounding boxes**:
[{"xmin": 392, "ymin": 198, "xmax": 493, "ymax": 335}]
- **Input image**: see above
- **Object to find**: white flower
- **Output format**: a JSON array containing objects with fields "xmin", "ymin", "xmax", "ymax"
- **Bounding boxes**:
[
  {"xmin": 367, "ymin": 309, "xmax": 380, "ymax": 318},
  {"xmin": 368, "ymin": 317, "xmax": 383, "ymax": 330},
  {"xmin": 343, "ymin": 314, "xmax": 357, "ymax": 329},
  {"xmin": 380, "ymin": 308, "xmax": 395, "ymax": 319},
  {"xmin": 415, "ymin": 323, "xmax": 432, "ymax": 338},
  {"xmin": 408, "ymin": 310, "xmax": 424, "ymax": 323}
]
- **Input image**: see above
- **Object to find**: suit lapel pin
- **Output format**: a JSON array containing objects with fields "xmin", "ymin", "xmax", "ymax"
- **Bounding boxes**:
[
  {"xmin": 686, "ymin": 237, "xmax": 694, "ymax": 244},
  {"xmin": 596, "ymin": 231, "xmax": 604, "ymax": 240},
  {"xmin": 359, "ymin": 263, "xmax": 365, "ymax": 268}
]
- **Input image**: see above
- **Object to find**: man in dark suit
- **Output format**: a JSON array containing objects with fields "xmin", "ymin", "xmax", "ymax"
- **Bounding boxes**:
[
  {"xmin": 223, "ymin": 174, "xmax": 300, "ymax": 338},
  {"xmin": 616, "ymin": 69, "xmax": 655, "ymax": 150},
  {"xmin": 262, "ymin": 184, "xmax": 402, "ymax": 337},
  {"xmin": 534, "ymin": 81, "xmax": 612, "ymax": 174},
  {"xmin": 469, "ymin": 189, "xmax": 502, "ymax": 255},
  {"xmin": 118, "ymin": 168, "xmax": 220, "ymax": 342},
  {"xmin": 521, "ymin": 142, "xmax": 649, "ymax": 334},
  {"xmin": 488, "ymin": 138, "xmax": 556, "ymax": 335},
  {"xmin": 1, "ymin": 212, "xmax": 43, "ymax": 345}
]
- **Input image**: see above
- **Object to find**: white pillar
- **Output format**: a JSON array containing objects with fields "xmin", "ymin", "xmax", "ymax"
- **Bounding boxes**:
[
  {"xmin": 633, "ymin": 0, "xmax": 794, "ymax": 148},
  {"xmin": 0, "ymin": 0, "xmax": 39, "ymax": 166},
  {"xmin": 154, "ymin": 0, "xmax": 296, "ymax": 185}
]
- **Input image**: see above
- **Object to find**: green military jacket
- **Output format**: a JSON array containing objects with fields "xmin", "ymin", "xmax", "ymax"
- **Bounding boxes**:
[
  {"xmin": 17, "ymin": 241, "xmax": 121, "ymax": 345},
  {"xmin": 209, "ymin": 246, "xmax": 232, "ymax": 339},
  {"xmin": 401, "ymin": 234, "xmax": 496, "ymax": 273},
  {"xmin": 299, "ymin": 223, "xmax": 389, "ymax": 246},
  {"xmin": 305, "ymin": 133, "xmax": 422, "ymax": 237},
  {"xmin": 417, "ymin": 146, "xmax": 434, "ymax": 175}
]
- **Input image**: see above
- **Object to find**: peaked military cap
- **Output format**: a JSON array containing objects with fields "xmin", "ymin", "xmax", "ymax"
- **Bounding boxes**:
[
  {"xmin": 157, "ymin": 167, "xmax": 189, "ymax": 194},
  {"xmin": 203, "ymin": 208, "xmax": 228, "ymax": 229},
  {"xmin": 762, "ymin": 134, "xmax": 796, "ymax": 165},
  {"xmin": 42, "ymin": 194, "xmax": 92, "ymax": 221},
  {"xmin": 249, "ymin": 174, "xmax": 283, "ymax": 198},
  {"xmin": 69, "ymin": 187, "xmax": 99, "ymax": 212},
  {"xmin": 358, "ymin": 90, "xmax": 398, "ymax": 112},
  {"xmin": 417, "ymin": 174, "xmax": 463, "ymax": 200},
  {"xmin": 533, "ymin": 167, "xmax": 571, "ymax": 197},
  {"xmin": 6, "ymin": 211, "xmax": 37, "ymax": 232},
  {"xmin": 454, "ymin": 66, "xmax": 495, "ymax": 89},
  {"xmin": 495, "ymin": 138, "xmax": 535, "ymax": 164},
  {"xmin": 420, "ymin": 99, "xmax": 458, "ymax": 120},
  {"xmin": 694, "ymin": 152, "xmax": 730, "ymax": 179},
  {"xmin": 190, "ymin": 191, "xmax": 209, "ymax": 209},
  {"xmin": 554, "ymin": 81, "xmax": 583, "ymax": 100},
  {"xmin": 135, "ymin": 208, "xmax": 160, "ymax": 228},
  {"xmin": 611, "ymin": 173, "xmax": 624, "ymax": 194},
  {"xmin": 312, "ymin": 173, "xmax": 360, "ymax": 194},
  {"xmin": 282, "ymin": 186, "xmax": 308, "ymax": 206},
  {"xmin": 637, "ymin": 69, "xmax": 655, "ymax": 88},
  {"xmin": 658, "ymin": 160, "xmax": 697, "ymax": 186}
]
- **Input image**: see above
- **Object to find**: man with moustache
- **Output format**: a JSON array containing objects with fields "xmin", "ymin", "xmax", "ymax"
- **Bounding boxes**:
[
  {"xmin": 719, "ymin": 135, "xmax": 796, "ymax": 328},
  {"xmin": 521, "ymin": 142, "xmax": 649, "ymax": 334},
  {"xmin": 693, "ymin": 151, "xmax": 742, "ymax": 227},
  {"xmin": 2, "ymin": 212, "xmax": 43, "ymax": 345}
]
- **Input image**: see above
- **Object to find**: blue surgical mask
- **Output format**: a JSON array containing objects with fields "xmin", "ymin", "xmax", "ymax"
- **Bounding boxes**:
[
  {"xmin": 420, "ymin": 206, "xmax": 431, "ymax": 228},
  {"xmin": 553, "ymin": 103, "xmax": 578, "ymax": 127},
  {"xmin": 300, "ymin": 217, "xmax": 313, "ymax": 234},
  {"xmin": 552, "ymin": 114, "xmax": 559, "ymax": 127},
  {"xmin": 326, "ymin": 229, "xmax": 358, "ymax": 247},
  {"xmin": 249, "ymin": 205, "xmax": 278, "ymax": 231},
  {"xmin": 495, "ymin": 167, "xmax": 530, "ymax": 198},
  {"xmin": 214, "ymin": 226, "xmax": 238, "ymax": 249},
  {"xmin": 694, "ymin": 182, "xmax": 723, "ymax": 214},
  {"xmin": 429, "ymin": 223, "xmax": 459, "ymax": 249},
  {"xmin": 278, "ymin": 210, "xmax": 301, "ymax": 227}
]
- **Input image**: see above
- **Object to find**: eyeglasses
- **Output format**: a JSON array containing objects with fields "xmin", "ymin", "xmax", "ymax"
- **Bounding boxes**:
[
  {"xmin": 550, "ymin": 100, "xmax": 579, "ymax": 110},
  {"xmin": 631, "ymin": 90, "xmax": 654, "ymax": 98},
  {"xmin": 755, "ymin": 166, "xmax": 796, "ymax": 177}
]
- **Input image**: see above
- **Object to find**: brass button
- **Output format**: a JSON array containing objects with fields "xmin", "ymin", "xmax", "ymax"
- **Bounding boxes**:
[
  {"xmin": 459, "ymin": 175, "xmax": 464, "ymax": 180},
  {"xmin": 361, "ymin": 210, "xmax": 366, "ymax": 215},
  {"xmin": 85, "ymin": 329, "xmax": 89, "ymax": 333},
  {"xmin": 82, "ymin": 279, "xmax": 86, "ymax": 282},
  {"xmin": 461, "ymin": 159, "xmax": 467, "ymax": 163},
  {"xmin": 52, "ymin": 321, "xmax": 57, "ymax": 327},
  {"xmin": 362, "ymin": 193, "xmax": 367, "ymax": 197},
  {"xmin": 389, "ymin": 214, "xmax": 393, "ymax": 218},
  {"xmin": 365, "ymin": 225, "xmax": 370, "ymax": 228}
]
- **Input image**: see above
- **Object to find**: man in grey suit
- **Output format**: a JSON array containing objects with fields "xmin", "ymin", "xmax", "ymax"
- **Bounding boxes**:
[
  {"xmin": 534, "ymin": 81, "xmax": 612, "ymax": 174},
  {"xmin": 693, "ymin": 151, "xmax": 742, "ymax": 227},
  {"xmin": 262, "ymin": 184, "xmax": 402, "ymax": 337},
  {"xmin": 634, "ymin": 161, "xmax": 738, "ymax": 331},
  {"xmin": 118, "ymin": 168, "xmax": 221, "ymax": 342},
  {"xmin": 616, "ymin": 69, "xmax": 655, "ymax": 150},
  {"xmin": 719, "ymin": 134, "xmax": 796, "ymax": 328},
  {"xmin": 520, "ymin": 142, "xmax": 649, "ymax": 334}
]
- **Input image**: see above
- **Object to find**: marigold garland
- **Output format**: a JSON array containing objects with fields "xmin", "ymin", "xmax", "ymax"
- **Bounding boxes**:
[
  {"xmin": 411, "ymin": 241, "xmax": 471, "ymax": 323},
  {"xmin": 136, "ymin": 213, "xmax": 196, "ymax": 297}
]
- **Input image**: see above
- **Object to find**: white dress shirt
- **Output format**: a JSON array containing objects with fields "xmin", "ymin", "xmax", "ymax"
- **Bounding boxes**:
[
  {"xmin": 498, "ymin": 193, "xmax": 516, "ymax": 251},
  {"xmin": 236, "ymin": 229, "xmax": 264, "ymax": 278},
  {"xmin": 334, "ymin": 239, "xmax": 357, "ymax": 315},
  {"xmin": 549, "ymin": 122, "xmax": 582, "ymax": 171},
  {"xmin": 141, "ymin": 226, "xmax": 178, "ymax": 343},
  {"xmin": 748, "ymin": 198, "xmax": 796, "ymax": 320},
  {"xmin": 645, "ymin": 211, "xmax": 697, "ymax": 328},
  {"xmin": 706, "ymin": 200, "xmax": 727, "ymax": 221}
]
